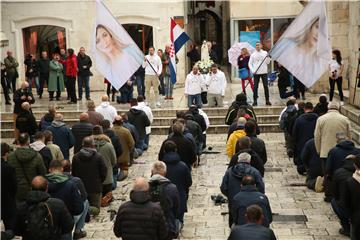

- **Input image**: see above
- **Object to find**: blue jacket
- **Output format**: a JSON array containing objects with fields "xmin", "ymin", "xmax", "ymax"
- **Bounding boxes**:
[
  {"xmin": 326, "ymin": 140, "xmax": 360, "ymax": 176},
  {"xmin": 220, "ymin": 162, "xmax": 264, "ymax": 208},
  {"xmin": 46, "ymin": 173, "xmax": 84, "ymax": 216},
  {"xmin": 301, "ymin": 139, "xmax": 322, "ymax": 179},
  {"xmin": 228, "ymin": 223, "xmax": 276, "ymax": 240},
  {"xmin": 231, "ymin": 185, "xmax": 272, "ymax": 227},
  {"xmin": 47, "ymin": 121, "xmax": 75, "ymax": 160},
  {"xmin": 161, "ymin": 152, "xmax": 192, "ymax": 214}
]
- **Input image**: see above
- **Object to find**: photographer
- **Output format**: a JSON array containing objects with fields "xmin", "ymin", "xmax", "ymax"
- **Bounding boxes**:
[{"xmin": 329, "ymin": 50, "xmax": 344, "ymax": 105}]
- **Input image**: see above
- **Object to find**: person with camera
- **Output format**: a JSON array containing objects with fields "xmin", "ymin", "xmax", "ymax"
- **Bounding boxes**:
[{"xmin": 329, "ymin": 49, "xmax": 344, "ymax": 105}]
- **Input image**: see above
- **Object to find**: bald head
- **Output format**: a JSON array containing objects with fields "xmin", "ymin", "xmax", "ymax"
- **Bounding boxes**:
[
  {"xmin": 21, "ymin": 102, "xmax": 31, "ymax": 111},
  {"xmin": 31, "ymin": 176, "xmax": 48, "ymax": 192},
  {"xmin": 101, "ymin": 95, "xmax": 109, "ymax": 102},
  {"xmin": 151, "ymin": 161, "xmax": 167, "ymax": 176},
  {"xmin": 132, "ymin": 177, "xmax": 149, "ymax": 192},
  {"xmin": 79, "ymin": 112, "xmax": 89, "ymax": 121},
  {"xmin": 21, "ymin": 81, "xmax": 29, "ymax": 89},
  {"xmin": 54, "ymin": 113, "xmax": 64, "ymax": 121},
  {"xmin": 237, "ymin": 117, "xmax": 247, "ymax": 126},
  {"xmin": 82, "ymin": 136, "xmax": 95, "ymax": 148},
  {"xmin": 48, "ymin": 104, "xmax": 56, "ymax": 115}
]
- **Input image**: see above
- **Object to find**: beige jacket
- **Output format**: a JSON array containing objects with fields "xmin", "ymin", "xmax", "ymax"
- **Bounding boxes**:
[
  {"xmin": 112, "ymin": 125, "xmax": 135, "ymax": 167},
  {"xmin": 314, "ymin": 110, "xmax": 351, "ymax": 158}
]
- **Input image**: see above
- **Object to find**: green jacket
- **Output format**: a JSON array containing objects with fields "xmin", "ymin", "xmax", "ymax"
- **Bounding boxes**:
[
  {"xmin": 48, "ymin": 60, "xmax": 65, "ymax": 92},
  {"xmin": 94, "ymin": 134, "xmax": 116, "ymax": 185},
  {"xmin": 8, "ymin": 147, "xmax": 46, "ymax": 201},
  {"xmin": 4, "ymin": 56, "xmax": 19, "ymax": 76}
]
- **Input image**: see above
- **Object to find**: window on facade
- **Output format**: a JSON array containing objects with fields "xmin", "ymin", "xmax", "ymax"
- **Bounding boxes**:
[
  {"xmin": 123, "ymin": 24, "xmax": 153, "ymax": 54},
  {"xmin": 22, "ymin": 25, "xmax": 66, "ymax": 59}
]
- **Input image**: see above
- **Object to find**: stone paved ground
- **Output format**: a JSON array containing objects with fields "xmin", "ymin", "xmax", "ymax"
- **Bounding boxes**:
[{"xmin": 84, "ymin": 133, "xmax": 348, "ymax": 240}]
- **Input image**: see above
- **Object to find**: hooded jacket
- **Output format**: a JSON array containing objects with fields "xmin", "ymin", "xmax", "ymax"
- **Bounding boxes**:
[
  {"xmin": 39, "ymin": 113, "xmax": 54, "ymax": 131},
  {"xmin": 149, "ymin": 174, "xmax": 180, "ymax": 235},
  {"xmin": 1, "ymin": 158, "xmax": 17, "ymax": 219},
  {"xmin": 30, "ymin": 140, "xmax": 53, "ymax": 171},
  {"xmin": 229, "ymin": 148, "xmax": 265, "ymax": 177},
  {"xmin": 113, "ymin": 125, "xmax": 135, "ymax": 167},
  {"xmin": 227, "ymin": 128, "xmax": 246, "ymax": 158},
  {"xmin": 247, "ymin": 134, "xmax": 267, "ymax": 165},
  {"xmin": 71, "ymin": 120, "xmax": 94, "ymax": 154},
  {"xmin": 333, "ymin": 159, "xmax": 355, "ymax": 204},
  {"xmin": 342, "ymin": 171, "xmax": 360, "ymax": 237},
  {"xmin": 94, "ymin": 134, "xmax": 116, "ymax": 185},
  {"xmin": 301, "ymin": 139, "xmax": 322, "ymax": 179},
  {"xmin": 46, "ymin": 141, "xmax": 64, "ymax": 161},
  {"xmin": 113, "ymin": 190, "xmax": 168, "ymax": 240},
  {"xmin": 14, "ymin": 191, "xmax": 74, "ymax": 240},
  {"xmin": 220, "ymin": 162, "xmax": 264, "ymax": 208},
  {"xmin": 104, "ymin": 128, "xmax": 123, "ymax": 158},
  {"xmin": 225, "ymin": 100, "xmax": 256, "ymax": 125},
  {"xmin": 8, "ymin": 147, "xmax": 46, "ymax": 201},
  {"xmin": 162, "ymin": 152, "xmax": 192, "ymax": 214},
  {"xmin": 46, "ymin": 121, "xmax": 75, "ymax": 160},
  {"xmin": 228, "ymin": 223, "xmax": 276, "ymax": 240},
  {"xmin": 95, "ymin": 102, "xmax": 117, "ymax": 127},
  {"xmin": 16, "ymin": 110, "xmax": 37, "ymax": 135},
  {"xmin": 135, "ymin": 102, "xmax": 153, "ymax": 135},
  {"xmin": 127, "ymin": 108, "xmax": 150, "ymax": 139},
  {"xmin": 185, "ymin": 114, "xmax": 202, "ymax": 145},
  {"xmin": 46, "ymin": 172, "xmax": 84, "ymax": 216},
  {"xmin": 231, "ymin": 185, "xmax": 272, "ymax": 227},
  {"xmin": 72, "ymin": 147, "xmax": 107, "ymax": 194}
]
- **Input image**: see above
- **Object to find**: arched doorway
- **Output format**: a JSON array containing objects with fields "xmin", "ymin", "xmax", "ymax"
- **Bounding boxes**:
[
  {"xmin": 22, "ymin": 25, "xmax": 66, "ymax": 59},
  {"xmin": 123, "ymin": 24, "xmax": 153, "ymax": 54}
]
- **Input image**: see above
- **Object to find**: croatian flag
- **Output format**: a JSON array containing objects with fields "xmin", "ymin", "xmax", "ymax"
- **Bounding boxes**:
[{"xmin": 169, "ymin": 18, "xmax": 190, "ymax": 84}]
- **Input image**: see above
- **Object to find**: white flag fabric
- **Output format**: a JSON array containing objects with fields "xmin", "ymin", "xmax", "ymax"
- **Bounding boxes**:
[
  {"xmin": 270, "ymin": 1, "xmax": 331, "ymax": 88},
  {"xmin": 92, "ymin": 0, "xmax": 144, "ymax": 90}
]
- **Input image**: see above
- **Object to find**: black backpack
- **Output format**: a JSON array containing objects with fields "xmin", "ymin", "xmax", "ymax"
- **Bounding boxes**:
[
  {"xmin": 25, "ymin": 201, "xmax": 55, "ymax": 239},
  {"xmin": 149, "ymin": 180, "xmax": 171, "ymax": 218}
]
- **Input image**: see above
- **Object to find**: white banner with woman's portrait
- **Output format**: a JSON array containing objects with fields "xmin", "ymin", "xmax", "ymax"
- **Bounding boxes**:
[
  {"xmin": 92, "ymin": 0, "xmax": 144, "ymax": 90},
  {"xmin": 270, "ymin": 1, "xmax": 332, "ymax": 88}
]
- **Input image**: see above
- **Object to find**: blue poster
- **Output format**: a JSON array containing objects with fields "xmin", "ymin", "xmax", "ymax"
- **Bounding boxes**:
[{"xmin": 240, "ymin": 31, "xmax": 260, "ymax": 48}]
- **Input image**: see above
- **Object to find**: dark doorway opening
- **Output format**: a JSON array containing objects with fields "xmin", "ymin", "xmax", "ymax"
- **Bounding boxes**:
[{"xmin": 123, "ymin": 24, "xmax": 153, "ymax": 54}]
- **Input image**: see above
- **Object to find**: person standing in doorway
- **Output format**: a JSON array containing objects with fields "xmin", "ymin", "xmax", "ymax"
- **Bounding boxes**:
[
  {"xmin": 77, "ymin": 47, "xmax": 92, "ymax": 101},
  {"xmin": 65, "ymin": 48, "xmax": 78, "ymax": 104},
  {"xmin": 329, "ymin": 49, "xmax": 344, "ymax": 105},
  {"xmin": 24, "ymin": 54, "xmax": 38, "ymax": 95},
  {"xmin": 4, "ymin": 51, "xmax": 19, "ymax": 93},
  {"xmin": 142, "ymin": 46, "xmax": 162, "ymax": 107},
  {"xmin": 248, "ymin": 42, "xmax": 271, "ymax": 106},
  {"xmin": 60, "ymin": 48, "xmax": 69, "ymax": 100},
  {"xmin": 37, "ymin": 51, "xmax": 50, "ymax": 99},
  {"xmin": 48, "ymin": 53, "xmax": 65, "ymax": 101}
]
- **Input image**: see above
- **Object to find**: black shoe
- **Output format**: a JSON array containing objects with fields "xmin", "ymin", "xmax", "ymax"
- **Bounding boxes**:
[
  {"xmin": 5, "ymin": 101, "xmax": 11, "ymax": 105},
  {"xmin": 77, "ymin": 98, "xmax": 82, "ymax": 101},
  {"xmin": 56, "ymin": 97, "xmax": 60, "ymax": 101},
  {"xmin": 266, "ymin": 101, "xmax": 272, "ymax": 106},
  {"xmin": 39, "ymin": 95, "xmax": 42, "ymax": 99},
  {"xmin": 49, "ymin": 98, "xmax": 54, "ymax": 101},
  {"xmin": 324, "ymin": 196, "xmax": 332, "ymax": 202},
  {"xmin": 73, "ymin": 230, "xmax": 87, "ymax": 239},
  {"xmin": 67, "ymin": 101, "xmax": 76, "ymax": 104},
  {"xmin": 339, "ymin": 228, "xmax": 350, "ymax": 237},
  {"xmin": 252, "ymin": 102, "xmax": 257, "ymax": 106},
  {"xmin": 86, "ymin": 97, "xmax": 91, "ymax": 101}
]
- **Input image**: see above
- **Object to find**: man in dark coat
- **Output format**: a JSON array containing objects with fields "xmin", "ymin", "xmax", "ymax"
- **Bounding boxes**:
[
  {"xmin": 30, "ymin": 131, "xmax": 53, "ymax": 171},
  {"xmin": 101, "ymin": 119, "xmax": 123, "ymax": 158},
  {"xmin": 225, "ymin": 93, "xmax": 257, "ymax": 125},
  {"xmin": 1, "ymin": 143, "xmax": 17, "ymax": 239},
  {"xmin": 231, "ymin": 176, "xmax": 272, "ymax": 227},
  {"xmin": 13, "ymin": 176, "xmax": 74, "ymax": 240},
  {"xmin": 71, "ymin": 113, "xmax": 94, "ymax": 154},
  {"xmin": 16, "ymin": 102, "xmax": 37, "ymax": 138},
  {"xmin": 113, "ymin": 177, "xmax": 168, "ymax": 240},
  {"xmin": 245, "ymin": 121, "xmax": 267, "ymax": 165},
  {"xmin": 37, "ymin": 51, "xmax": 50, "ymax": 98},
  {"xmin": 72, "ymin": 136, "xmax": 107, "ymax": 216},
  {"xmin": 12, "ymin": 81, "xmax": 35, "ymax": 115},
  {"xmin": 301, "ymin": 138, "xmax": 323, "ymax": 190},
  {"xmin": 39, "ymin": 105, "xmax": 56, "ymax": 131},
  {"xmin": 228, "ymin": 205, "xmax": 276, "ymax": 240},
  {"xmin": 159, "ymin": 122, "xmax": 197, "ymax": 169},
  {"xmin": 127, "ymin": 98, "xmax": 150, "ymax": 151},
  {"xmin": 77, "ymin": 47, "xmax": 92, "ymax": 100},
  {"xmin": 160, "ymin": 140, "xmax": 192, "ymax": 224},
  {"xmin": 331, "ymin": 154, "xmax": 357, "ymax": 236},
  {"xmin": 46, "ymin": 113, "xmax": 75, "ymax": 160},
  {"xmin": 150, "ymin": 162, "xmax": 180, "ymax": 238}
]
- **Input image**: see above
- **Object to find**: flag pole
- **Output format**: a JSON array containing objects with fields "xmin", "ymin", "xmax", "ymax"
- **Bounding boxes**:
[{"xmin": 145, "ymin": 58, "xmax": 161, "ymax": 82}]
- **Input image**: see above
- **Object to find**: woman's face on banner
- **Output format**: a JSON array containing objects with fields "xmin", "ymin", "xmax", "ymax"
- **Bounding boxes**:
[
  {"xmin": 96, "ymin": 26, "xmax": 114, "ymax": 54},
  {"xmin": 307, "ymin": 19, "xmax": 319, "ymax": 48}
]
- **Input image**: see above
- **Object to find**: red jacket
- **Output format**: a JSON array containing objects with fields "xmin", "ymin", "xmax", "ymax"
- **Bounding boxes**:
[{"xmin": 65, "ymin": 54, "xmax": 78, "ymax": 77}]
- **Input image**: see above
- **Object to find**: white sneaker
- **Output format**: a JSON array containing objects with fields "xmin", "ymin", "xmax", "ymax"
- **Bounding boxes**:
[
  {"xmin": 156, "ymin": 102, "xmax": 161, "ymax": 108},
  {"xmin": 340, "ymin": 101, "xmax": 344, "ymax": 106}
]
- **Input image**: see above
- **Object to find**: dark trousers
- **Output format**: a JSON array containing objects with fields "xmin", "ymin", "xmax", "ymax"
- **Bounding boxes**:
[
  {"xmin": 39, "ymin": 74, "xmax": 49, "ymax": 96},
  {"xmin": 64, "ymin": 76, "xmax": 70, "ymax": 99},
  {"xmin": 67, "ymin": 76, "xmax": 77, "ymax": 102},
  {"xmin": 253, "ymin": 74, "xmax": 269, "ymax": 102},
  {"xmin": 49, "ymin": 76, "xmax": 61, "ymax": 99},
  {"xmin": 329, "ymin": 77, "xmax": 344, "ymax": 101},
  {"xmin": 1, "ymin": 76, "xmax": 11, "ymax": 102},
  {"xmin": 78, "ymin": 75, "xmax": 90, "ymax": 99},
  {"xmin": 136, "ymin": 75, "xmax": 145, "ymax": 97},
  {"xmin": 107, "ymin": 83, "xmax": 117, "ymax": 101},
  {"xmin": 331, "ymin": 199, "xmax": 350, "ymax": 233},
  {"xmin": 294, "ymin": 79, "xmax": 305, "ymax": 99},
  {"xmin": 158, "ymin": 75, "xmax": 165, "ymax": 96},
  {"xmin": 102, "ymin": 184, "xmax": 113, "ymax": 196},
  {"xmin": 7, "ymin": 75, "xmax": 17, "ymax": 93}
]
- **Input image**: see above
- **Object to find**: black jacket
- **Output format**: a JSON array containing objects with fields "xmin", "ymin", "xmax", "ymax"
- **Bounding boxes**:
[
  {"xmin": 326, "ymin": 140, "xmax": 360, "ymax": 176},
  {"xmin": 301, "ymin": 139, "xmax": 322, "ymax": 179},
  {"xmin": 71, "ymin": 121, "xmax": 94, "ymax": 154},
  {"xmin": 314, "ymin": 103, "xmax": 328, "ymax": 116},
  {"xmin": 14, "ymin": 191, "xmax": 74, "ymax": 240},
  {"xmin": 72, "ymin": 148, "xmax": 107, "ymax": 194},
  {"xmin": 24, "ymin": 58, "xmax": 38, "ymax": 78},
  {"xmin": 37, "ymin": 58, "xmax": 50, "ymax": 76},
  {"xmin": 1, "ymin": 158, "xmax": 17, "ymax": 219},
  {"xmin": 113, "ymin": 191, "xmax": 168, "ymax": 240},
  {"xmin": 184, "ymin": 114, "xmax": 202, "ymax": 145},
  {"xmin": 188, "ymin": 109, "xmax": 207, "ymax": 132},
  {"xmin": 63, "ymin": 172, "xmax": 88, "ymax": 202},
  {"xmin": 16, "ymin": 110, "xmax": 37, "ymax": 135},
  {"xmin": 342, "ymin": 175, "xmax": 360, "ymax": 237},
  {"xmin": 225, "ymin": 101, "xmax": 256, "ymax": 125},
  {"xmin": 127, "ymin": 108, "xmax": 150, "ymax": 139},
  {"xmin": 77, "ymin": 54, "xmax": 92, "ymax": 77},
  {"xmin": 230, "ymin": 149, "xmax": 265, "ymax": 177},
  {"xmin": 161, "ymin": 152, "xmax": 192, "ymax": 214},
  {"xmin": 13, "ymin": 88, "xmax": 35, "ymax": 114},
  {"xmin": 247, "ymin": 135, "xmax": 267, "ymax": 165},
  {"xmin": 228, "ymin": 223, "xmax": 276, "ymax": 240},
  {"xmin": 159, "ymin": 134, "xmax": 197, "ymax": 168},
  {"xmin": 39, "ymin": 113, "xmax": 54, "ymax": 131},
  {"xmin": 104, "ymin": 129, "xmax": 123, "ymax": 158},
  {"xmin": 46, "ymin": 173, "xmax": 84, "ymax": 216},
  {"xmin": 333, "ymin": 160, "xmax": 354, "ymax": 204},
  {"xmin": 231, "ymin": 185, "xmax": 272, "ymax": 227}
]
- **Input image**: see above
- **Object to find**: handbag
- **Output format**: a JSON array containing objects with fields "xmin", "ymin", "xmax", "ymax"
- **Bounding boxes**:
[{"xmin": 239, "ymin": 68, "xmax": 250, "ymax": 79}]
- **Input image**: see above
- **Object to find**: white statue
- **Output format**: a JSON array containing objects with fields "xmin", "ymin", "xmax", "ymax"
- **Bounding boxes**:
[{"xmin": 201, "ymin": 40, "xmax": 210, "ymax": 61}]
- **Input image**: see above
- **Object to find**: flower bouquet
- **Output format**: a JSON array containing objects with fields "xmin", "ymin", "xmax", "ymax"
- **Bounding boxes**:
[{"xmin": 196, "ymin": 59, "xmax": 214, "ymax": 74}]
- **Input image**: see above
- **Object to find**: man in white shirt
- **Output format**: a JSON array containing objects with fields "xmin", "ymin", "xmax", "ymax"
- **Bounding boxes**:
[
  {"xmin": 95, "ymin": 95, "xmax": 118, "ymax": 127},
  {"xmin": 206, "ymin": 64, "xmax": 227, "ymax": 107},
  {"xmin": 248, "ymin": 42, "xmax": 271, "ymax": 106},
  {"xmin": 134, "ymin": 95, "xmax": 153, "ymax": 149},
  {"xmin": 142, "ymin": 47, "xmax": 162, "ymax": 107},
  {"xmin": 185, "ymin": 65, "xmax": 205, "ymax": 108}
]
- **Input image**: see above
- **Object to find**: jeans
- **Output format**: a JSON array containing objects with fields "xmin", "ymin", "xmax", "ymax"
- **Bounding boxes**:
[
  {"xmin": 26, "ymin": 77, "xmax": 39, "ymax": 95},
  {"xmin": 144, "ymin": 134, "xmax": 150, "ymax": 148},
  {"xmin": 74, "ymin": 200, "xmax": 89, "ymax": 232},
  {"xmin": 136, "ymin": 74, "xmax": 145, "ymax": 97},
  {"xmin": 7, "ymin": 74, "xmax": 17, "ymax": 93},
  {"xmin": 136, "ymin": 138, "xmax": 148, "ymax": 151},
  {"xmin": 331, "ymin": 199, "xmax": 350, "ymax": 232},
  {"xmin": 329, "ymin": 77, "xmax": 344, "ymax": 101},
  {"xmin": 164, "ymin": 75, "xmax": 173, "ymax": 97},
  {"xmin": 188, "ymin": 94, "xmax": 202, "ymax": 108},
  {"xmin": 119, "ymin": 90, "xmax": 133, "ymax": 103},
  {"xmin": 78, "ymin": 75, "xmax": 90, "ymax": 99},
  {"xmin": 253, "ymin": 74, "xmax": 269, "ymax": 102}
]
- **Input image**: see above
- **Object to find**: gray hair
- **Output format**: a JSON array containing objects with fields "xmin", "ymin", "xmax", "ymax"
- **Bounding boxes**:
[{"xmin": 238, "ymin": 152, "xmax": 251, "ymax": 163}]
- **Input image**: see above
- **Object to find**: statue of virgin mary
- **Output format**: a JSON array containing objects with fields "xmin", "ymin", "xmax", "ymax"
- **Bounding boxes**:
[{"xmin": 201, "ymin": 40, "xmax": 210, "ymax": 61}]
